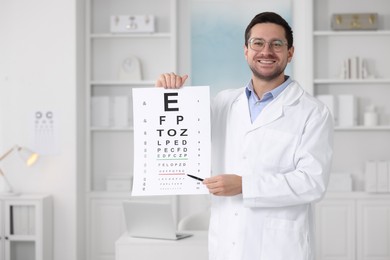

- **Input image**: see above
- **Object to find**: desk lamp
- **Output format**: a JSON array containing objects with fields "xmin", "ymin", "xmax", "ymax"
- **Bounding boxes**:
[{"xmin": 0, "ymin": 145, "xmax": 39, "ymax": 196}]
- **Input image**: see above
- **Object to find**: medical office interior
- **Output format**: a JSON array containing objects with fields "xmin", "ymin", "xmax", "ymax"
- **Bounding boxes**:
[{"xmin": 0, "ymin": 0, "xmax": 389, "ymax": 260}]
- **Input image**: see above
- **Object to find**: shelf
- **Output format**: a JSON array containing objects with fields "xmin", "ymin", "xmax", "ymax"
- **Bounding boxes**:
[
  {"xmin": 87, "ymin": 191, "xmax": 174, "ymax": 200},
  {"xmin": 88, "ymin": 191, "xmax": 134, "ymax": 199},
  {"xmin": 335, "ymin": 126, "xmax": 390, "ymax": 131},
  {"xmin": 324, "ymin": 192, "xmax": 390, "ymax": 199},
  {"xmin": 90, "ymin": 127, "xmax": 134, "ymax": 132},
  {"xmin": 91, "ymin": 80, "xmax": 155, "ymax": 86},
  {"xmin": 90, "ymin": 33, "xmax": 172, "ymax": 39},
  {"xmin": 314, "ymin": 78, "xmax": 390, "ymax": 84},
  {"xmin": 8, "ymin": 235, "xmax": 36, "ymax": 241},
  {"xmin": 314, "ymin": 30, "xmax": 390, "ymax": 36}
]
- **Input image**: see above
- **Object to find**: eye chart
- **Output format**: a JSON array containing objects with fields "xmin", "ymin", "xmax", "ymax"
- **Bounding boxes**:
[
  {"xmin": 29, "ymin": 109, "xmax": 60, "ymax": 155},
  {"xmin": 132, "ymin": 86, "xmax": 210, "ymax": 196}
]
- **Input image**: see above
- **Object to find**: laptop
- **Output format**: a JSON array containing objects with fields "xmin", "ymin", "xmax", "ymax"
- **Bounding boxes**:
[{"xmin": 123, "ymin": 200, "xmax": 192, "ymax": 240}]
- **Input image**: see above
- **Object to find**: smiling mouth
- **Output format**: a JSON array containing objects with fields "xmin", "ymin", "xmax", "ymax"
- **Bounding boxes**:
[{"xmin": 257, "ymin": 59, "xmax": 275, "ymax": 64}]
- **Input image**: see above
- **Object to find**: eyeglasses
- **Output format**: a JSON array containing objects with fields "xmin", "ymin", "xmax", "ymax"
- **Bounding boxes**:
[{"xmin": 248, "ymin": 38, "xmax": 288, "ymax": 52}]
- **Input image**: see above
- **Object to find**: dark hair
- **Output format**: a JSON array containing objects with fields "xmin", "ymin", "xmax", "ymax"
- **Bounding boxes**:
[{"xmin": 244, "ymin": 12, "xmax": 293, "ymax": 49}]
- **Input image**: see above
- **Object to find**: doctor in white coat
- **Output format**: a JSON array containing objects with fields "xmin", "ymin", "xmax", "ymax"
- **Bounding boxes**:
[{"xmin": 157, "ymin": 12, "xmax": 333, "ymax": 260}]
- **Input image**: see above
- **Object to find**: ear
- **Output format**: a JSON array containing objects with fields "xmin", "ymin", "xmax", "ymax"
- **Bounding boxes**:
[
  {"xmin": 244, "ymin": 44, "xmax": 249, "ymax": 60},
  {"xmin": 287, "ymin": 46, "xmax": 294, "ymax": 63}
]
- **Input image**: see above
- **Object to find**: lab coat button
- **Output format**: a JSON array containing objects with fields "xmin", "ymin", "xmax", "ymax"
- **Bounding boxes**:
[{"xmin": 234, "ymin": 212, "xmax": 238, "ymax": 216}]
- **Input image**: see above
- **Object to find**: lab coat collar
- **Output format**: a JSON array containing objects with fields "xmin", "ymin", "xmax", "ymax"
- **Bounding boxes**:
[{"xmin": 234, "ymin": 80, "xmax": 304, "ymax": 130}]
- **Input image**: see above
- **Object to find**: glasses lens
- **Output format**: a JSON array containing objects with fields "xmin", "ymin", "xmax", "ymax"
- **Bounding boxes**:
[
  {"xmin": 271, "ymin": 40, "xmax": 284, "ymax": 51},
  {"xmin": 250, "ymin": 39, "xmax": 265, "ymax": 51}
]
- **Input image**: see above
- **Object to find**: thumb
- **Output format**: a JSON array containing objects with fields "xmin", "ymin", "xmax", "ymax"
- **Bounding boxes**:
[{"xmin": 181, "ymin": 74, "xmax": 189, "ymax": 86}]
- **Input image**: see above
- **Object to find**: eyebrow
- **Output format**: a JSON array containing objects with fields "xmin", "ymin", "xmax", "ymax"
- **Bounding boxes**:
[{"xmin": 250, "ymin": 37, "xmax": 285, "ymax": 41}]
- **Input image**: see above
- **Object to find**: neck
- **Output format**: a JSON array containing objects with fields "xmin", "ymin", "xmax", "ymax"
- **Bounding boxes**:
[{"xmin": 252, "ymin": 74, "xmax": 285, "ymax": 99}]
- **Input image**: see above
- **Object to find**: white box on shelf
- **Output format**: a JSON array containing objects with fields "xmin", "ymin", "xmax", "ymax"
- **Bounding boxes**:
[
  {"xmin": 316, "ymin": 95, "xmax": 338, "ymax": 125},
  {"xmin": 106, "ymin": 175, "xmax": 132, "ymax": 191},
  {"xmin": 365, "ymin": 160, "xmax": 377, "ymax": 193},
  {"xmin": 112, "ymin": 96, "xmax": 130, "ymax": 127},
  {"xmin": 337, "ymin": 95, "xmax": 357, "ymax": 127},
  {"xmin": 110, "ymin": 15, "xmax": 155, "ymax": 33},
  {"xmin": 91, "ymin": 96, "xmax": 110, "ymax": 127},
  {"xmin": 377, "ymin": 161, "xmax": 389, "ymax": 193}
]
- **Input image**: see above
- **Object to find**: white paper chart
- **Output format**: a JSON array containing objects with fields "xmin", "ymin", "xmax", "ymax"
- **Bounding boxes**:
[
  {"xmin": 29, "ymin": 109, "xmax": 60, "ymax": 155},
  {"xmin": 132, "ymin": 86, "xmax": 211, "ymax": 196}
]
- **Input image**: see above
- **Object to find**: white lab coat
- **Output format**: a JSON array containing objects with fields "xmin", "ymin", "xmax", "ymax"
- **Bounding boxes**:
[{"xmin": 208, "ymin": 80, "xmax": 333, "ymax": 260}]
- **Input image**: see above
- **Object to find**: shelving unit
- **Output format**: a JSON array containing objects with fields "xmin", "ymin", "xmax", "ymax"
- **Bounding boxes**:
[
  {"xmin": 85, "ymin": 0, "xmax": 178, "ymax": 259},
  {"xmin": 305, "ymin": 0, "xmax": 390, "ymax": 181},
  {"xmin": 0, "ymin": 194, "xmax": 52, "ymax": 260},
  {"xmin": 293, "ymin": 1, "xmax": 390, "ymax": 259},
  {"xmin": 86, "ymin": 0, "xmax": 177, "ymax": 193}
]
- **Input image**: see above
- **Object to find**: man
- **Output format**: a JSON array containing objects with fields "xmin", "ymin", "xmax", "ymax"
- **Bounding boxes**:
[{"xmin": 156, "ymin": 12, "xmax": 333, "ymax": 260}]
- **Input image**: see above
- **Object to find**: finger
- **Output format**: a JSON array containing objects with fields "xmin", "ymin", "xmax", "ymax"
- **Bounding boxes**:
[
  {"xmin": 164, "ymin": 73, "xmax": 173, "ymax": 88},
  {"xmin": 179, "ymin": 74, "xmax": 189, "ymax": 87},
  {"xmin": 169, "ymin": 72, "xmax": 176, "ymax": 88},
  {"xmin": 209, "ymin": 187, "xmax": 223, "ymax": 195},
  {"xmin": 156, "ymin": 74, "xmax": 167, "ymax": 88},
  {"xmin": 175, "ymin": 75, "xmax": 182, "ymax": 88},
  {"xmin": 163, "ymin": 73, "xmax": 170, "ymax": 88},
  {"xmin": 204, "ymin": 176, "xmax": 221, "ymax": 184},
  {"xmin": 205, "ymin": 181, "xmax": 221, "ymax": 191}
]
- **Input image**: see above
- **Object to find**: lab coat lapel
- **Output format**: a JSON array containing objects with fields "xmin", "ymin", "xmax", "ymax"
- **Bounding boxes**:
[
  {"xmin": 233, "ymin": 93, "xmax": 252, "ymax": 130},
  {"xmin": 252, "ymin": 103, "xmax": 284, "ymax": 129},
  {"xmin": 251, "ymin": 82, "xmax": 304, "ymax": 130}
]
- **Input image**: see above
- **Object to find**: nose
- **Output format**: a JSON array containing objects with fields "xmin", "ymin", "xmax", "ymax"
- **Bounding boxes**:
[{"xmin": 260, "ymin": 43, "xmax": 273, "ymax": 54}]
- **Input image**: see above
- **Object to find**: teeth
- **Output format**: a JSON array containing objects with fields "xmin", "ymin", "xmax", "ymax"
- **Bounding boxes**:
[{"xmin": 258, "ymin": 60, "xmax": 274, "ymax": 64}]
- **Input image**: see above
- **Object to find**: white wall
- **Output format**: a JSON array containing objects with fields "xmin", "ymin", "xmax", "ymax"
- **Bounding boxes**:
[{"xmin": 0, "ymin": 1, "xmax": 79, "ymax": 260}]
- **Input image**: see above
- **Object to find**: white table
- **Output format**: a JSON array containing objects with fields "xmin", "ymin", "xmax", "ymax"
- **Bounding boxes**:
[{"xmin": 115, "ymin": 231, "xmax": 208, "ymax": 260}]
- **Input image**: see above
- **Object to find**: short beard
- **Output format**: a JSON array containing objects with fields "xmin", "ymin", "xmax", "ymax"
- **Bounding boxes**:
[{"xmin": 249, "ymin": 63, "xmax": 285, "ymax": 81}]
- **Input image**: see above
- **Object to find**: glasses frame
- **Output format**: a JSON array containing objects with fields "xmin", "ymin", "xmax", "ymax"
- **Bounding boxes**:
[{"xmin": 248, "ymin": 38, "xmax": 288, "ymax": 52}]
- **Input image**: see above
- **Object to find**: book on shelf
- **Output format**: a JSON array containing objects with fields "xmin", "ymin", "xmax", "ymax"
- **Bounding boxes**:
[{"xmin": 11, "ymin": 205, "xmax": 35, "ymax": 235}]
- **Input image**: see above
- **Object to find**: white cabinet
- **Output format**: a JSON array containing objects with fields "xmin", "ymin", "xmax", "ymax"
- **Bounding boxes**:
[
  {"xmin": 315, "ymin": 193, "xmax": 390, "ymax": 260},
  {"xmin": 0, "ymin": 194, "xmax": 52, "ymax": 260},
  {"xmin": 315, "ymin": 199, "xmax": 356, "ymax": 260},
  {"xmin": 357, "ymin": 199, "xmax": 390, "ymax": 260}
]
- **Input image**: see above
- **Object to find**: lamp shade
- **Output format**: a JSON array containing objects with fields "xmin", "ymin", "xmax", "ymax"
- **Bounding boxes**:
[
  {"xmin": 17, "ymin": 147, "xmax": 39, "ymax": 166},
  {"xmin": 0, "ymin": 145, "xmax": 39, "ymax": 196}
]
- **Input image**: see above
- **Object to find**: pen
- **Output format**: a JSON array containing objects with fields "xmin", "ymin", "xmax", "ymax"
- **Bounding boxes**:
[{"xmin": 187, "ymin": 174, "xmax": 204, "ymax": 182}]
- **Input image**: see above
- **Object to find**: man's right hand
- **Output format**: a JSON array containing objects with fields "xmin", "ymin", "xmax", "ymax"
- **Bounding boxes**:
[{"xmin": 155, "ymin": 72, "xmax": 188, "ymax": 89}]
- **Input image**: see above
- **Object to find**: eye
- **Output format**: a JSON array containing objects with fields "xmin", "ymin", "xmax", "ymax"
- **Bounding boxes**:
[
  {"xmin": 271, "ymin": 40, "xmax": 284, "ymax": 48},
  {"xmin": 253, "ymin": 39, "xmax": 265, "ymax": 47}
]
